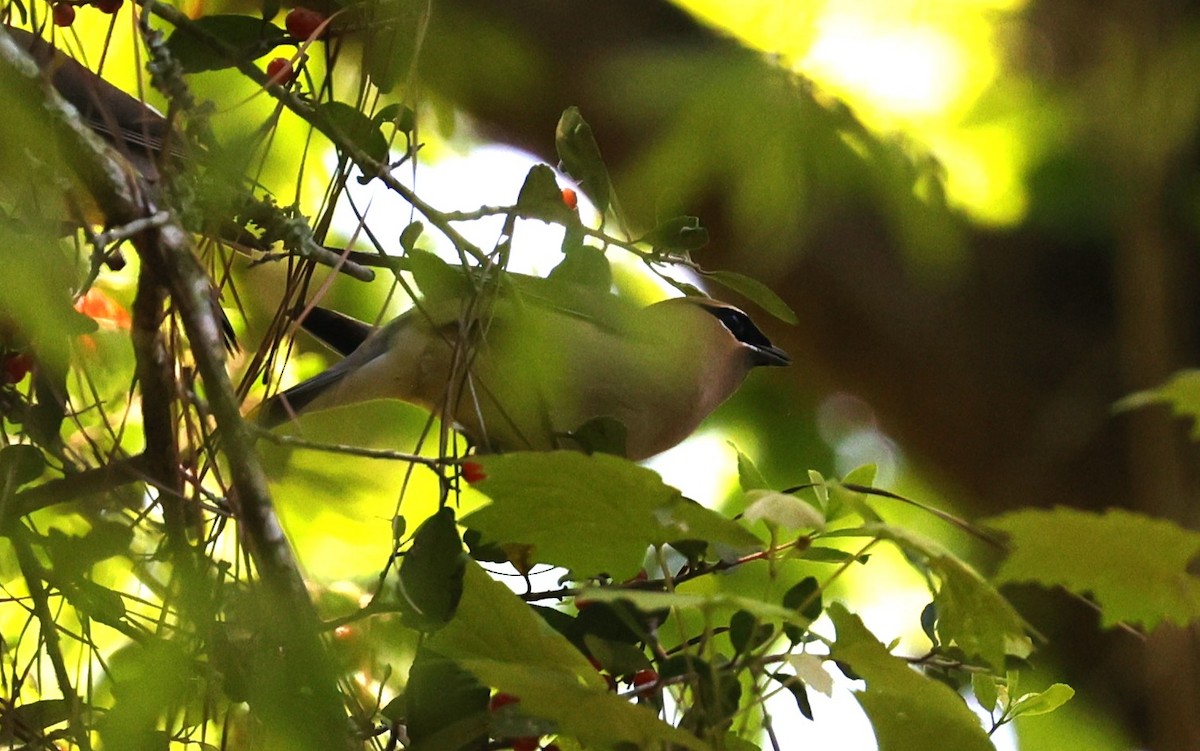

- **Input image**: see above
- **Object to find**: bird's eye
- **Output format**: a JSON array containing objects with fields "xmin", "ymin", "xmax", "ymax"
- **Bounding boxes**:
[{"xmin": 705, "ymin": 306, "xmax": 775, "ymax": 349}]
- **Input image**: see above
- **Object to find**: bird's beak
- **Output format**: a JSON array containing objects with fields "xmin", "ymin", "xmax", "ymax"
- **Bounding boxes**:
[{"xmin": 750, "ymin": 343, "xmax": 791, "ymax": 367}]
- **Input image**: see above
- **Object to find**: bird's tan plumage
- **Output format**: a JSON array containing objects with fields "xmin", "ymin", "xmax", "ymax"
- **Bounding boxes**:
[{"xmin": 261, "ymin": 283, "xmax": 790, "ymax": 460}]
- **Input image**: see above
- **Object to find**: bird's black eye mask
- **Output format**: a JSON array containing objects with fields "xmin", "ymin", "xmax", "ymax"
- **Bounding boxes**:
[{"xmin": 700, "ymin": 303, "xmax": 777, "ymax": 350}]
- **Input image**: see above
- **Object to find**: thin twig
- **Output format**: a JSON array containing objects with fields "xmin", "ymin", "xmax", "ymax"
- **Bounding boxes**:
[
  {"xmin": 12, "ymin": 529, "xmax": 93, "ymax": 751},
  {"xmin": 257, "ymin": 429, "xmax": 457, "ymax": 466},
  {"xmin": 0, "ymin": 28, "xmax": 351, "ymax": 748},
  {"xmin": 142, "ymin": 1, "xmax": 487, "ymax": 267}
]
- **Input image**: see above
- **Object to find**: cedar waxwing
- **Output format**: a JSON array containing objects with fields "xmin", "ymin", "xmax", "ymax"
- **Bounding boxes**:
[
  {"xmin": 2, "ymin": 24, "xmax": 170, "ymax": 227},
  {"xmin": 258, "ymin": 282, "xmax": 791, "ymax": 461},
  {"xmin": 2, "ymin": 24, "xmax": 245, "ymax": 345}
]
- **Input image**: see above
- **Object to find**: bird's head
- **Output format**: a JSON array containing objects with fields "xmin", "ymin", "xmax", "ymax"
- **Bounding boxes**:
[{"xmin": 645, "ymin": 296, "xmax": 791, "ymax": 370}]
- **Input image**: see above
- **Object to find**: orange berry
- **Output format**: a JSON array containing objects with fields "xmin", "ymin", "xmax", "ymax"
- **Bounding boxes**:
[
  {"xmin": 75, "ymin": 288, "xmax": 131, "ymax": 330},
  {"xmin": 52, "ymin": 3, "xmax": 76, "ymax": 26},
  {"xmin": 632, "ymin": 669, "xmax": 659, "ymax": 689},
  {"xmin": 285, "ymin": 7, "xmax": 327, "ymax": 40},
  {"xmin": 560, "ymin": 188, "xmax": 578, "ymax": 210}
]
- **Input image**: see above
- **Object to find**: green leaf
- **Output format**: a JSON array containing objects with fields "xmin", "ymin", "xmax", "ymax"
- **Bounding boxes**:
[
  {"xmin": 548, "ymin": 244, "xmax": 612, "ymax": 292},
  {"xmin": 397, "ymin": 507, "xmax": 467, "ymax": 631},
  {"xmin": 1007, "ymin": 684, "xmax": 1075, "ymax": 720},
  {"xmin": 319, "ymin": 101, "xmax": 390, "ymax": 174},
  {"xmin": 555, "ymin": 107, "xmax": 612, "ymax": 215},
  {"xmin": 658, "ymin": 656, "xmax": 740, "ymax": 727},
  {"xmin": 0, "ymin": 444, "xmax": 44, "ymax": 490},
  {"xmin": 769, "ymin": 673, "xmax": 813, "ymax": 720},
  {"xmin": 787, "ymin": 653, "xmax": 833, "ymax": 697},
  {"xmin": 165, "ymin": 16, "xmax": 287, "ymax": 73},
  {"xmin": 363, "ymin": 0, "xmax": 427, "ymax": 92},
  {"xmin": 971, "ymin": 672, "xmax": 999, "ymax": 714},
  {"xmin": 933, "ymin": 555, "xmax": 1032, "ymax": 669},
  {"xmin": 42, "ymin": 521, "xmax": 133, "ymax": 576},
  {"xmin": 701, "ymin": 270, "xmax": 798, "ymax": 325},
  {"xmin": 743, "ymin": 490, "xmax": 825, "ymax": 531},
  {"xmin": 428, "ymin": 563, "xmax": 706, "ymax": 750},
  {"xmin": 987, "ymin": 507, "xmax": 1200, "ymax": 629},
  {"xmin": 64, "ymin": 578, "xmax": 126, "ymax": 629},
  {"xmin": 582, "ymin": 635, "xmax": 653, "ymax": 676},
  {"xmin": 405, "ymin": 646, "xmax": 488, "ymax": 751},
  {"xmin": 99, "ymin": 641, "xmax": 190, "ymax": 751},
  {"xmin": 399, "ymin": 221, "xmax": 424, "ymax": 253},
  {"xmin": 638, "ymin": 215, "xmax": 709, "ymax": 253},
  {"xmin": 575, "ymin": 599, "xmax": 649, "ymax": 645},
  {"xmin": 375, "ymin": 103, "xmax": 416, "ymax": 133},
  {"xmin": 800, "ymin": 547, "xmax": 864, "ymax": 564},
  {"xmin": 735, "ymin": 449, "xmax": 770, "ymax": 492},
  {"xmin": 581, "ymin": 587, "xmax": 810, "ymax": 632},
  {"xmin": 516, "ymin": 164, "xmax": 576, "ymax": 224},
  {"xmin": 829, "ymin": 467, "xmax": 882, "ymax": 523},
  {"xmin": 406, "ymin": 248, "xmax": 470, "ymax": 304},
  {"xmin": 721, "ymin": 733, "xmax": 761, "ymax": 751},
  {"xmin": 563, "ymin": 415, "xmax": 627, "ymax": 457},
  {"xmin": 4, "ymin": 700, "xmax": 69, "ymax": 736},
  {"xmin": 782, "ymin": 576, "xmax": 821, "ymax": 642},
  {"xmin": 828, "ymin": 604, "xmax": 996, "ymax": 751},
  {"xmin": 463, "ymin": 452, "xmax": 760, "ymax": 580},
  {"xmin": 806, "ymin": 469, "xmax": 829, "ymax": 512},
  {"xmin": 1115, "ymin": 369, "xmax": 1200, "ymax": 439},
  {"xmin": 729, "ymin": 609, "xmax": 773, "ymax": 654},
  {"xmin": 861, "ymin": 522, "xmax": 1031, "ymax": 667}
]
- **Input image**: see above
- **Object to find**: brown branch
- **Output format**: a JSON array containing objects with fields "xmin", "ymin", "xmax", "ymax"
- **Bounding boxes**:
[
  {"xmin": 1, "ymin": 453, "xmax": 150, "ymax": 524},
  {"xmin": 0, "ymin": 27, "xmax": 350, "ymax": 749},
  {"xmin": 12, "ymin": 529, "xmax": 92, "ymax": 751},
  {"xmin": 130, "ymin": 244, "xmax": 191, "ymax": 549},
  {"xmin": 144, "ymin": 0, "xmax": 487, "ymax": 267}
]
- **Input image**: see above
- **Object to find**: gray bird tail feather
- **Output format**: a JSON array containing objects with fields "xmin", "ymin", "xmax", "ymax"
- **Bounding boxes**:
[
  {"xmin": 257, "ymin": 366, "xmax": 350, "ymax": 429},
  {"xmin": 256, "ymin": 305, "xmax": 381, "ymax": 428}
]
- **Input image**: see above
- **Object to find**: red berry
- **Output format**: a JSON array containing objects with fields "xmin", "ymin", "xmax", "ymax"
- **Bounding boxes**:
[
  {"xmin": 266, "ymin": 57, "xmax": 296, "ymax": 85},
  {"xmin": 512, "ymin": 737, "xmax": 539, "ymax": 751},
  {"xmin": 285, "ymin": 7, "xmax": 327, "ymax": 40},
  {"xmin": 3, "ymin": 353, "xmax": 33, "ymax": 385},
  {"xmin": 52, "ymin": 3, "xmax": 75, "ymax": 26},
  {"xmin": 560, "ymin": 188, "xmax": 578, "ymax": 210},
  {"xmin": 90, "ymin": 0, "xmax": 122, "ymax": 14},
  {"xmin": 460, "ymin": 461, "xmax": 486, "ymax": 484},
  {"xmin": 631, "ymin": 669, "xmax": 659, "ymax": 689},
  {"xmin": 488, "ymin": 692, "xmax": 519, "ymax": 712},
  {"xmin": 623, "ymin": 569, "xmax": 648, "ymax": 584}
]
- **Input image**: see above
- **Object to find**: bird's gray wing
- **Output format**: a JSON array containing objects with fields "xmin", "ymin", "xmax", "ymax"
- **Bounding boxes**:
[
  {"xmin": 257, "ymin": 312, "xmax": 410, "ymax": 428},
  {"xmin": 295, "ymin": 305, "xmax": 375, "ymax": 356}
]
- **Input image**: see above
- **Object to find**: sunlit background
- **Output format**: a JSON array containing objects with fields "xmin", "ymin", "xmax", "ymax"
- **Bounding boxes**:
[
  {"xmin": 295, "ymin": 2, "xmax": 1038, "ymax": 747},
  {"xmin": 679, "ymin": 0, "xmax": 1032, "ymax": 226},
  {"xmin": 2, "ymin": 0, "xmax": 1140, "ymax": 745}
]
